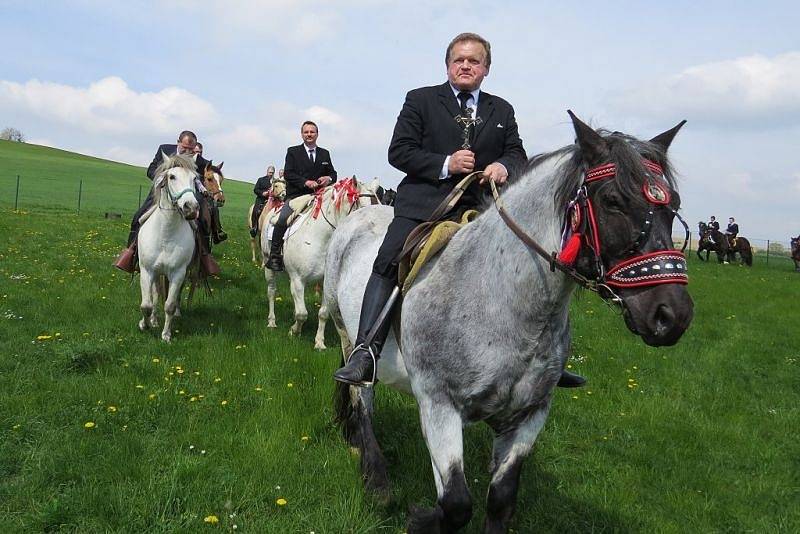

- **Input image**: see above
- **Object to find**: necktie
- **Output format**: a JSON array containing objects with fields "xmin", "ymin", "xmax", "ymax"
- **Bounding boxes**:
[
  {"xmin": 308, "ymin": 148, "xmax": 315, "ymax": 163},
  {"xmin": 457, "ymin": 91, "xmax": 472, "ymax": 117}
]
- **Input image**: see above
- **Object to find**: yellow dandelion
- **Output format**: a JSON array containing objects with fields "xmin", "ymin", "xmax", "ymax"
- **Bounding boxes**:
[
  {"xmin": 255, "ymin": 387, "xmax": 263, "ymax": 392},
  {"xmin": 55, "ymin": 332, "xmax": 61, "ymax": 337},
  {"xmin": 177, "ymin": 369, "xmax": 184, "ymax": 374},
  {"xmin": 566, "ymin": 364, "xmax": 573, "ymax": 369},
  {"xmin": 179, "ymin": 390, "xmax": 186, "ymax": 395},
  {"xmin": 36, "ymin": 335, "xmax": 52, "ymax": 340},
  {"xmin": 12, "ymin": 424, "xmax": 21, "ymax": 430},
  {"xmin": 587, "ymin": 391, "xmax": 593, "ymax": 395},
  {"xmin": 301, "ymin": 436, "xmax": 310, "ymax": 442},
  {"xmin": 221, "ymin": 400, "xmax": 228, "ymax": 406},
  {"xmin": 287, "ymin": 383, "xmax": 294, "ymax": 388},
  {"xmin": 571, "ymin": 395, "xmax": 579, "ymax": 400},
  {"xmin": 194, "ymin": 371, "xmax": 200, "ymax": 376},
  {"xmin": 84, "ymin": 421, "xmax": 96, "ymax": 429},
  {"xmin": 135, "ymin": 384, "xmax": 144, "ymax": 389},
  {"xmin": 214, "ymin": 377, "xmax": 221, "ymax": 383},
  {"xmin": 203, "ymin": 514, "xmax": 219, "ymax": 524},
  {"xmin": 148, "ymin": 393, "xmax": 156, "ymax": 400},
  {"xmin": 190, "ymin": 396, "xmax": 198, "ymax": 402},
  {"xmin": 276, "ymin": 498, "xmax": 287, "ymax": 506},
  {"xmin": 628, "ymin": 378, "xmax": 635, "ymax": 382},
  {"xmin": 107, "ymin": 406, "xmax": 117, "ymax": 413},
  {"xmin": 152, "ymin": 358, "xmax": 160, "ymax": 363}
]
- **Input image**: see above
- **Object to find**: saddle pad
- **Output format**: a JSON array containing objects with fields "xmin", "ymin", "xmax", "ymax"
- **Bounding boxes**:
[
  {"xmin": 265, "ymin": 210, "xmax": 311, "ymax": 242},
  {"xmin": 399, "ymin": 210, "xmax": 478, "ymax": 295}
]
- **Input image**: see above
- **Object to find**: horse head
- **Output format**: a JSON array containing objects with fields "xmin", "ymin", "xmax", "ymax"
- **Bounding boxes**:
[
  {"xmin": 566, "ymin": 111, "xmax": 693, "ymax": 346},
  {"xmin": 156, "ymin": 152, "xmax": 199, "ymax": 220},
  {"xmin": 203, "ymin": 161, "xmax": 225, "ymax": 206},
  {"xmin": 269, "ymin": 175, "xmax": 287, "ymax": 201}
]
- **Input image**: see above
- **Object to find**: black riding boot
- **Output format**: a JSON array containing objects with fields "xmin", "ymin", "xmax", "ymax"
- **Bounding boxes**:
[
  {"xmin": 557, "ymin": 369, "xmax": 587, "ymax": 388},
  {"xmin": 266, "ymin": 223, "xmax": 287, "ymax": 271},
  {"xmin": 333, "ymin": 273, "xmax": 397, "ymax": 387}
]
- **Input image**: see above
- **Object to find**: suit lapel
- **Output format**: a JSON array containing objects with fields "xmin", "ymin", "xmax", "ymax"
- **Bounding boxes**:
[{"xmin": 437, "ymin": 82, "xmax": 461, "ymax": 119}]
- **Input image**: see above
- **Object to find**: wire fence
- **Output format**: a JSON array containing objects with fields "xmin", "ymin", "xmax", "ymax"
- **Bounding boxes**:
[
  {"xmin": 2, "ymin": 173, "xmax": 797, "ymax": 267},
  {"xmin": 0, "ymin": 173, "xmax": 254, "ymax": 219}
]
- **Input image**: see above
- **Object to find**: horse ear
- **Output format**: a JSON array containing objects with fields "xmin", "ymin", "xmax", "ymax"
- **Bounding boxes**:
[
  {"xmin": 650, "ymin": 120, "xmax": 687, "ymax": 152},
  {"xmin": 161, "ymin": 150, "xmax": 170, "ymax": 162},
  {"xmin": 218, "ymin": 161, "xmax": 224, "ymax": 169},
  {"xmin": 567, "ymin": 110, "xmax": 608, "ymax": 166},
  {"xmin": 370, "ymin": 178, "xmax": 380, "ymax": 192}
]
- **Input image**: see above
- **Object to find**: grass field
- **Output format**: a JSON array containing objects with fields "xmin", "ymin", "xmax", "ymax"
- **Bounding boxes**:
[{"xmin": 1, "ymin": 141, "xmax": 798, "ymax": 532}]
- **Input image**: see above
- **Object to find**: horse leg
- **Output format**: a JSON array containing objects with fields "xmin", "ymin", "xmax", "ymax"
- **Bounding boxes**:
[
  {"xmin": 484, "ymin": 406, "xmax": 550, "ymax": 534},
  {"xmin": 264, "ymin": 266, "xmax": 277, "ymax": 328},
  {"xmin": 138, "ymin": 269, "xmax": 155, "ymax": 331},
  {"xmin": 333, "ymin": 381, "xmax": 391, "ymax": 496},
  {"xmin": 408, "ymin": 401, "xmax": 472, "ymax": 533},
  {"xmin": 161, "ymin": 270, "xmax": 186, "ymax": 343},
  {"xmin": 314, "ymin": 299, "xmax": 328, "ymax": 350},
  {"xmin": 288, "ymin": 275, "xmax": 307, "ymax": 337}
]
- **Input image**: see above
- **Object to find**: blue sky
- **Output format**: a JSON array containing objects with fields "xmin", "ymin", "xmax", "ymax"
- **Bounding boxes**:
[{"xmin": 1, "ymin": 0, "xmax": 798, "ymax": 240}]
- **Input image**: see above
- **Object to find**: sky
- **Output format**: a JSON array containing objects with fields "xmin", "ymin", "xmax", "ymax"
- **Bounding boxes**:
[{"xmin": 1, "ymin": 0, "xmax": 798, "ymax": 241}]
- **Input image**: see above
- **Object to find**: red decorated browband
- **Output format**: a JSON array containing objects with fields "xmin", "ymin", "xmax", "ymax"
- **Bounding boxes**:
[{"xmin": 584, "ymin": 159, "xmax": 663, "ymax": 184}]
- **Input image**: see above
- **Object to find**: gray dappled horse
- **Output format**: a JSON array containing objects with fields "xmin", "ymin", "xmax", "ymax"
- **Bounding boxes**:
[{"xmin": 324, "ymin": 113, "xmax": 694, "ymax": 533}]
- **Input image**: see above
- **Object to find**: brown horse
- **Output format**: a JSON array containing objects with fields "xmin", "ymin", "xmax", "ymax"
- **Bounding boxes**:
[
  {"xmin": 248, "ymin": 176, "xmax": 287, "ymax": 264},
  {"xmin": 697, "ymin": 222, "xmax": 729, "ymax": 263},
  {"xmin": 791, "ymin": 236, "xmax": 800, "ymax": 271},
  {"xmin": 726, "ymin": 234, "xmax": 753, "ymax": 266}
]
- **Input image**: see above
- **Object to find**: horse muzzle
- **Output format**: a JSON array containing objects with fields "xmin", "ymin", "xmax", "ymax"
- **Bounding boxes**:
[{"xmin": 620, "ymin": 284, "xmax": 694, "ymax": 346}]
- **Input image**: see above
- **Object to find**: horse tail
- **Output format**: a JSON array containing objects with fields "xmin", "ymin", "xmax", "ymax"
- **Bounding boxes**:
[{"xmin": 742, "ymin": 239, "xmax": 753, "ymax": 266}]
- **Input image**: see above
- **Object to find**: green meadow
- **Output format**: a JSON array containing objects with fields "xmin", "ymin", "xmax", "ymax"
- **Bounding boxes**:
[{"xmin": 0, "ymin": 140, "xmax": 798, "ymax": 532}]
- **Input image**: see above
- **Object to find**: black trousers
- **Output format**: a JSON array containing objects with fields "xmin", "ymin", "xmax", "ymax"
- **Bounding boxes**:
[
  {"xmin": 251, "ymin": 199, "xmax": 267, "ymax": 229},
  {"xmin": 372, "ymin": 216, "xmax": 423, "ymax": 279}
]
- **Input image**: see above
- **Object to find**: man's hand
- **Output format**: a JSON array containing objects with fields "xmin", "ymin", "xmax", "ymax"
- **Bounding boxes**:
[
  {"xmin": 262, "ymin": 191, "xmax": 269, "ymax": 198},
  {"xmin": 480, "ymin": 162, "xmax": 509, "ymax": 185},
  {"xmin": 317, "ymin": 176, "xmax": 332, "ymax": 187},
  {"xmin": 448, "ymin": 150, "xmax": 475, "ymax": 175},
  {"xmin": 304, "ymin": 180, "xmax": 319, "ymax": 190}
]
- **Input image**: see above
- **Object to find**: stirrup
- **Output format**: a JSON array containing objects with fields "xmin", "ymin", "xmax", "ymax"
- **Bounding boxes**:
[{"xmin": 343, "ymin": 343, "xmax": 378, "ymax": 388}]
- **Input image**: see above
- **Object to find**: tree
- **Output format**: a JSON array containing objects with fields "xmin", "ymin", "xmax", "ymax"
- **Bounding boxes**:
[{"xmin": 0, "ymin": 127, "xmax": 25, "ymax": 142}]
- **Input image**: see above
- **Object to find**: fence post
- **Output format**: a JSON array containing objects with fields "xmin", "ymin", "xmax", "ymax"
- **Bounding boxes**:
[
  {"xmin": 138, "ymin": 185, "xmax": 142, "ymax": 207},
  {"xmin": 14, "ymin": 174, "xmax": 20, "ymax": 210},
  {"xmin": 766, "ymin": 240, "xmax": 769, "ymax": 265},
  {"xmin": 77, "ymin": 180, "xmax": 83, "ymax": 213}
]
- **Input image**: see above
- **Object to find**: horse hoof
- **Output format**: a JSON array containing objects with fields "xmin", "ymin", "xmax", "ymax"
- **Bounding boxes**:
[
  {"xmin": 138, "ymin": 319, "xmax": 148, "ymax": 331},
  {"xmin": 314, "ymin": 344, "xmax": 327, "ymax": 351},
  {"xmin": 161, "ymin": 333, "xmax": 172, "ymax": 343},
  {"xmin": 174, "ymin": 308, "xmax": 181, "ymax": 318},
  {"xmin": 267, "ymin": 320, "xmax": 277, "ymax": 328}
]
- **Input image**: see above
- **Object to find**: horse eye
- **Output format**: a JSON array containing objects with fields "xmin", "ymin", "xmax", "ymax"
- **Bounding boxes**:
[{"xmin": 168, "ymin": 174, "xmax": 175, "ymax": 180}]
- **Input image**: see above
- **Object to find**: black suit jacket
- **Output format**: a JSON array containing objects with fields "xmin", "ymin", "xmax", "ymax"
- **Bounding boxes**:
[
  {"xmin": 283, "ymin": 144, "xmax": 337, "ymax": 200},
  {"xmin": 388, "ymin": 82, "xmax": 526, "ymax": 220},
  {"xmin": 146, "ymin": 144, "xmax": 209, "ymax": 180},
  {"xmin": 254, "ymin": 175, "xmax": 272, "ymax": 203}
]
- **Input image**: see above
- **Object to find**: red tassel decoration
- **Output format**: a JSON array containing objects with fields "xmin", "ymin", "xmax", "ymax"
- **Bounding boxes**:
[{"xmin": 558, "ymin": 233, "xmax": 582, "ymax": 265}]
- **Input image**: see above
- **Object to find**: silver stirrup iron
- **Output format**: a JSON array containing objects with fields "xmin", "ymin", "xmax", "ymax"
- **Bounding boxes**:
[{"xmin": 347, "ymin": 343, "xmax": 378, "ymax": 388}]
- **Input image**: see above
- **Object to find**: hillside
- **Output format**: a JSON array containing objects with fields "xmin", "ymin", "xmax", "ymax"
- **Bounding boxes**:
[{"xmin": 0, "ymin": 140, "xmax": 254, "ymax": 216}]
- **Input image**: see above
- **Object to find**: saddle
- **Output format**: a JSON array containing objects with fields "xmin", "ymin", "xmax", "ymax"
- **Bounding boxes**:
[
  {"xmin": 266, "ymin": 193, "xmax": 316, "ymax": 227},
  {"xmin": 398, "ymin": 210, "xmax": 478, "ymax": 295}
]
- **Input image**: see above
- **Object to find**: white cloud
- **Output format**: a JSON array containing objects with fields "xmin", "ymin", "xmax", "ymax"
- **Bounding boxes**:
[
  {"xmin": 610, "ymin": 52, "xmax": 800, "ymax": 128},
  {"xmin": 0, "ymin": 76, "xmax": 218, "ymax": 136}
]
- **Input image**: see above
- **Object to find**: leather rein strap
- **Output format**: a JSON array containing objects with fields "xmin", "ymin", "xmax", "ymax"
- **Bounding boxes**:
[{"xmin": 489, "ymin": 179, "xmax": 599, "ymax": 290}]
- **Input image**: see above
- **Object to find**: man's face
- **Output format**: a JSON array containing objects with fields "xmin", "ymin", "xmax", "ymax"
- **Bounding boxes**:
[
  {"xmin": 267, "ymin": 168, "xmax": 275, "ymax": 178},
  {"xmin": 301, "ymin": 125, "xmax": 318, "ymax": 145},
  {"xmin": 447, "ymin": 41, "xmax": 489, "ymax": 92},
  {"xmin": 193, "ymin": 145, "xmax": 202, "ymax": 155},
  {"xmin": 177, "ymin": 136, "xmax": 196, "ymax": 155},
  {"xmin": 710, "ymin": 217, "xmax": 715, "ymax": 221},
  {"xmin": 279, "ymin": 169, "xmax": 284, "ymax": 178},
  {"xmin": 729, "ymin": 218, "xmax": 734, "ymax": 223}
]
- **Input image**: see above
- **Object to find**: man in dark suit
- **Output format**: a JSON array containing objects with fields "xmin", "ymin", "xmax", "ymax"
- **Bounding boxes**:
[
  {"xmin": 250, "ymin": 165, "xmax": 276, "ymax": 237},
  {"xmin": 335, "ymin": 33, "xmax": 588, "ymax": 388},
  {"xmin": 265, "ymin": 121, "xmax": 337, "ymax": 271},
  {"xmin": 113, "ymin": 130, "xmax": 220, "ymax": 275},
  {"xmin": 335, "ymin": 33, "xmax": 528, "ymax": 386}
]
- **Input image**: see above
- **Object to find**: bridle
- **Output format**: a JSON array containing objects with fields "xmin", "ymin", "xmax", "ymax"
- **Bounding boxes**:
[
  {"xmin": 489, "ymin": 158, "xmax": 689, "ymax": 307},
  {"xmin": 157, "ymin": 170, "xmax": 197, "ymax": 214}
]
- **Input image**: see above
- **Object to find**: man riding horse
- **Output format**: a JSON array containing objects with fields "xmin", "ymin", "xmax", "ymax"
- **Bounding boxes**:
[
  {"xmin": 114, "ymin": 130, "xmax": 222, "ymax": 275},
  {"xmin": 266, "ymin": 121, "xmax": 337, "ymax": 271},
  {"xmin": 333, "ymin": 32, "xmax": 586, "ymax": 389},
  {"xmin": 250, "ymin": 165, "xmax": 276, "ymax": 237}
]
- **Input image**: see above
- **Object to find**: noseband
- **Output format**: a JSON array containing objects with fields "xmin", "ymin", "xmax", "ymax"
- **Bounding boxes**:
[{"xmin": 157, "ymin": 171, "xmax": 197, "ymax": 213}]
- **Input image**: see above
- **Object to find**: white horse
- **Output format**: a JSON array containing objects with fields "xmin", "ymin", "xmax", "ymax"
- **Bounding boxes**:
[
  {"xmin": 261, "ymin": 177, "xmax": 380, "ymax": 349},
  {"xmin": 137, "ymin": 153, "xmax": 200, "ymax": 342}
]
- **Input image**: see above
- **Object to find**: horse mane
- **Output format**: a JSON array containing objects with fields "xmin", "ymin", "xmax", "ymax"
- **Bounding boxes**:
[
  {"xmin": 511, "ymin": 130, "xmax": 677, "ymax": 213},
  {"xmin": 155, "ymin": 153, "xmax": 198, "ymax": 178}
]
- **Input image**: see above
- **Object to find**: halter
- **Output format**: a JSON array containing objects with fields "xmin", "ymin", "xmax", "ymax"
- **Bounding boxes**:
[
  {"xmin": 557, "ymin": 159, "xmax": 689, "ymax": 291},
  {"xmin": 489, "ymin": 158, "xmax": 690, "ymax": 307},
  {"xmin": 157, "ymin": 170, "xmax": 197, "ymax": 212}
]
